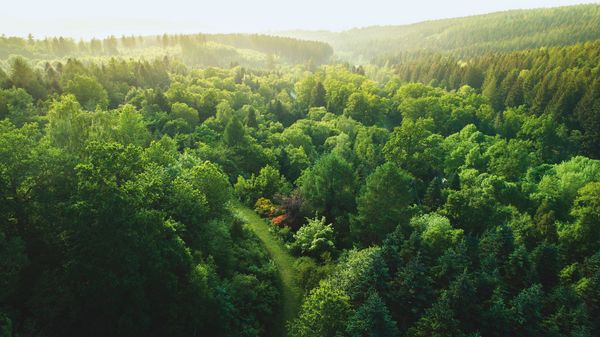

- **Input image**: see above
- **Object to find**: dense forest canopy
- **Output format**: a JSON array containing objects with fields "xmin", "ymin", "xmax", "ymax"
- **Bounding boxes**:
[
  {"xmin": 2, "ymin": 3, "xmax": 600, "ymax": 337},
  {"xmin": 376, "ymin": 39, "xmax": 600, "ymax": 159},
  {"xmin": 279, "ymin": 4, "xmax": 600, "ymax": 63}
]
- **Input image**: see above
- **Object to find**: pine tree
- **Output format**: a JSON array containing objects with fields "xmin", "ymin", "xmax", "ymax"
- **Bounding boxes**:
[
  {"xmin": 346, "ymin": 292, "xmax": 399, "ymax": 337},
  {"xmin": 224, "ymin": 116, "xmax": 245, "ymax": 146},
  {"xmin": 424, "ymin": 176, "xmax": 444, "ymax": 211},
  {"xmin": 246, "ymin": 106, "xmax": 258, "ymax": 128},
  {"xmin": 310, "ymin": 82, "xmax": 326, "ymax": 108},
  {"xmin": 482, "ymin": 71, "xmax": 503, "ymax": 111}
]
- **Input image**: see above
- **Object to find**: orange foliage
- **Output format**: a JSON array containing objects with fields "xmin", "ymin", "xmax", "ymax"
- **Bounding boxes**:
[{"xmin": 271, "ymin": 214, "xmax": 287, "ymax": 227}]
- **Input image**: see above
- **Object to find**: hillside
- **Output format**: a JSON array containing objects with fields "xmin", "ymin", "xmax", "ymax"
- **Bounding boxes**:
[
  {"xmin": 0, "ymin": 33, "xmax": 333, "ymax": 68},
  {"xmin": 278, "ymin": 4, "xmax": 600, "ymax": 62}
]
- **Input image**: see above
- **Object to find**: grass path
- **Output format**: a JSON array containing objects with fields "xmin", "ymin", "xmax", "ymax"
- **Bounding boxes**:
[{"xmin": 231, "ymin": 203, "xmax": 302, "ymax": 337}]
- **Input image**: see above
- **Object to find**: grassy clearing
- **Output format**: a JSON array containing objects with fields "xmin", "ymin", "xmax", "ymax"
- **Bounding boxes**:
[{"xmin": 231, "ymin": 203, "xmax": 302, "ymax": 337}]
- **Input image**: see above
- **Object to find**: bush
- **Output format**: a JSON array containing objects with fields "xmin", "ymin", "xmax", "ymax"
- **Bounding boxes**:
[
  {"xmin": 290, "ymin": 216, "xmax": 336, "ymax": 258},
  {"xmin": 254, "ymin": 197, "xmax": 278, "ymax": 218},
  {"xmin": 235, "ymin": 165, "xmax": 291, "ymax": 205},
  {"xmin": 294, "ymin": 257, "xmax": 334, "ymax": 294}
]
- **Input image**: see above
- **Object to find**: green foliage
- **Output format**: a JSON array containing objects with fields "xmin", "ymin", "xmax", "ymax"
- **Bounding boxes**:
[
  {"xmin": 484, "ymin": 138, "xmax": 536, "ymax": 181},
  {"xmin": 310, "ymin": 82, "xmax": 327, "ymax": 108},
  {"xmin": 189, "ymin": 161, "xmax": 231, "ymax": 216},
  {"xmin": 0, "ymin": 117, "xmax": 278, "ymax": 337},
  {"xmin": 284, "ymin": 4, "xmax": 600, "ymax": 62},
  {"xmin": 235, "ymin": 165, "xmax": 291, "ymax": 205},
  {"xmin": 46, "ymin": 94, "xmax": 89, "ymax": 151},
  {"xmin": 289, "ymin": 282, "xmax": 352, "ymax": 337},
  {"xmin": 346, "ymin": 292, "xmax": 399, "ymax": 337},
  {"xmin": 224, "ymin": 116, "xmax": 246, "ymax": 146},
  {"xmin": 510, "ymin": 284, "xmax": 545, "ymax": 336},
  {"xmin": 294, "ymin": 257, "xmax": 334, "ymax": 295},
  {"xmin": 443, "ymin": 171, "xmax": 513, "ymax": 234},
  {"xmin": 352, "ymin": 162, "xmax": 417, "ymax": 245},
  {"xmin": 407, "ymin": 299, "xmax": 461, "ymax": 337},
  {"xmin": 291, "ymin": 216, "xmax": 336, "ymax": 258},
  {"xmin": 298, "ymin": 154, "xmax": 357, "ymax": 240},
  {"xmin": 0, "ymin": 33, "xmax": 332, "ymax": 68},
  {"xmin": 170, "ymin": 102, "xmax": 199, "ymax": 127},
  {"xmin": 245, "ymin": 105, "xmax": 259, "ymax": 128},
  {"xmin": 423, "ymin": 176, "xmax": 444, "ymax": 211},
  {"xmin": 385, "ymin": 254, "xmax": 434, "ymax": 331},
  {"xmin": 114, "ymin": 104, "xmax": 151, "ymax": 146},
  {"xmin": 8, "ymin": 56, "xmax": 46, "ymax": 99},
  {"xmin": 0, "ymin": 232, "xmax": 27, "ymax": 302},
  {"xmin": 0, "ymin": 88, "xmax": 35, "ymax": 126},
  {"xmin": 328, "ymin": 247, "xmax": 389, "ymax": 302},
  {"xmin": 411, "ymin": 213, "xmax": 463, "ymax": 256},
  {"xmin": 381, "ymin": 38, "xmax": 600, "ymax": 159},
  {"xmin": 64, "ymin": 74, "xmax": 109, "ymax": 110},
  {"xmin": 560, "ymin": 182, "xmax": 600, "ymax": 259},
  {"xmin": 353, "ymin": 126, "xmax": 389, "ymax": 175},
  {"xmin": 533, "ymin": 156, "xmax": 600, "ymax": 220},
  {"xmin": 343, "ymin": 90, "xmax": 383, "ymax": 125},
  {"xmin": 2, "ymin": 24, "xmax": 600, "ymax": 336},
  {"xmin": 383, "ymin": 118, "xmax": 443, "ymax": 182}
]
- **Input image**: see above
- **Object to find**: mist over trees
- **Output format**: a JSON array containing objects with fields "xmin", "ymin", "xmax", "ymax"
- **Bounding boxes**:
[
  {"xmin": 0, "ymin": 33, "xmax": 333, "ymax": 68},
  {"xmin": 1, "ymin": 3, "xmax": 600, "ymax": 337},
  {"xmin": 280, "ymin": 4, "xmax": 600, "ymax": 62}
]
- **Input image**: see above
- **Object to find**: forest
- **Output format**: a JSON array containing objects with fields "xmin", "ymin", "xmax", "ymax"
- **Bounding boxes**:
[
  {"xmin": 0, "ymin": 33, "xmax": 333, "ymax": 68},
  {"xmin": 1, "ymin": 3, "xmax": 600, "ymax": 337},
  {"xmin": 281, "ymin": 3, "xmax": 600, "ymax": 62}
]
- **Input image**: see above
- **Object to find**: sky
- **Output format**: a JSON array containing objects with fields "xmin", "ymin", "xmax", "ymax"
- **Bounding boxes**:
[{"xmin": 0, "ymin": 0, "xmax": 598, "ymax": 39}]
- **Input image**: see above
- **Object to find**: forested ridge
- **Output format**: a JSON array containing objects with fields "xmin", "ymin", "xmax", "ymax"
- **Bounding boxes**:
[
  {"xmin": 0, "ymin": 33, "xmax": 333, "ymax": 67},
  {"xmin": 2, "ymin": 3, "xmax": 600, "ymax": 337},
  {"xmin": 279, "ymin": 4, "xmax": 600, "ymax": 62}
]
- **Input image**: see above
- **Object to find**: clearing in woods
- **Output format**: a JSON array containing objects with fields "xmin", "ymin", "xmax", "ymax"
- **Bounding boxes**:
[{"xmin": 231, "ymin": 203, "xmax": 302, "ymax": 337}]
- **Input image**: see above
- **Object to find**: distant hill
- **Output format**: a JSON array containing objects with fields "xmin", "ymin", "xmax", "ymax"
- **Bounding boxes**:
[
  {"xmin": 277, "ymin": 4, "xmax": 600, "ymax": 63},
  {"xmin": 0, "ymin": 33, "xmax": 333, "ymax": 68}
]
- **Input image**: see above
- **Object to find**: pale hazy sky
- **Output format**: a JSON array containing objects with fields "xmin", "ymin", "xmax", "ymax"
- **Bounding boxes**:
[{"xmin": 1, "ymin": 0, "xmax": 598, "ymax": 39}]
